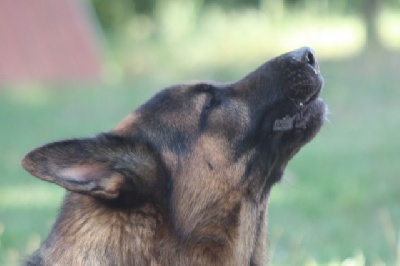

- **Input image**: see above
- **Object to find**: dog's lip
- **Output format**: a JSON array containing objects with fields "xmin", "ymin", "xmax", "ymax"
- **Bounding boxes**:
[
  {"xmin": 272, "ymin": 97, "xmax": 324, "ymax": 132},
  {"xmin": 293, "ymin": 97, "xmax": 325, "ymax": 129},
  {"xmin": 298, "ymin": 85, "xmax": 322, "ymax": 106},
  {"xmin": 284, "ymin": 66, "xmax": 324, "ymax": 105}
]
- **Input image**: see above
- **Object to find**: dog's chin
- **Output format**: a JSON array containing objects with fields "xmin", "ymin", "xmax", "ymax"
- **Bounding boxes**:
[{"xmin": 272, "ymin": 97, "xmax": 326, "ymax": 137}]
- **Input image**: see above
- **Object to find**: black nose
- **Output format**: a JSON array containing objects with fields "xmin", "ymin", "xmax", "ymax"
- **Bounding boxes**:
[{"xmin": 289, "ymin": 47, "xmax": 319, "ymax": 70}]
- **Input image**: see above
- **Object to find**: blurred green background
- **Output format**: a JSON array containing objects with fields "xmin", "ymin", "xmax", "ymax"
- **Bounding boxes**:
[{"xmin": 1, "ymin": 0, "xmax": 400, "ymax": 265}]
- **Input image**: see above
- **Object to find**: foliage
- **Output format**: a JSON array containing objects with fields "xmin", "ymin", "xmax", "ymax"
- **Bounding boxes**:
[
  {"xmin": 90, "ymin": 0, "xmax": 400, "ymax": 53},
  {"xmin": 91, "ymin": 0, "xmax": 400, "ymax": 31}
]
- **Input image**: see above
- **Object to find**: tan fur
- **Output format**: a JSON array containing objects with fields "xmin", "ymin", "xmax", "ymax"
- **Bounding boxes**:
[
  {"xmin": 37, "ymin": 195, "xmax": 162, "ymax": 265},
  {"xmin": 112, "ymin": 112, "xmax": 140, "ymax": 134}
]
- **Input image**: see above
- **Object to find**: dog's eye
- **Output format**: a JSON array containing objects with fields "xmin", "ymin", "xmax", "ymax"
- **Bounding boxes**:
[
  {"xmin": 193, "ymin": 83, "xmax": 223, "ymax": 113},
  {"xmin": 199, "ymin": 94, "xmax": 219, "ymax": 130},
  {"xmin": 204, "ymin": 94, "xmax": 221, "ymax": 111},
  {"xmin": 204, "ymin": 96, "xmax": 213, "ymax": 110}
]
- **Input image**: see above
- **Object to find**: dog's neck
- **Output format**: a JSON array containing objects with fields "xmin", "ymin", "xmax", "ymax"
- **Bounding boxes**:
[{"xmin": 27, "ymin": 190, "xmax": 270, "ymax": 265}]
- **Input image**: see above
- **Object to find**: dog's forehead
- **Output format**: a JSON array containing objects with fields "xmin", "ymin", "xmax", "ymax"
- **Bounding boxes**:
[{"xmin": 112, "ymin": 83, "xmax": 211, "ymax": 135}]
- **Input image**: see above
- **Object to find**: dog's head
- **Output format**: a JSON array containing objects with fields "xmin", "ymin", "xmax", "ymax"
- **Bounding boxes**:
[
  {"xmin": 22, "ymin": 48, "xmax": 326, "ymax": 225},
  {"xmin": 112, "ymin": 47, "xmax": 326, "ymax": 188}
]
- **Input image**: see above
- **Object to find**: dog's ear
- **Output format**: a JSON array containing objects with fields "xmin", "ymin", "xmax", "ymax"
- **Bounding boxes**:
[{"xmin": 22, "ymin": 134, "xmax": 160, "ymax": 200}]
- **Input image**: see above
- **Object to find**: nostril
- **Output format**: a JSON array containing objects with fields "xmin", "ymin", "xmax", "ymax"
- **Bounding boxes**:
[
  {"xmin": 288, "ymin": 47, "xmax": 319, "ymax": 70},
  {"xmin": 306, "ymin": 51, "xmax": 316, "ymax": 68}
]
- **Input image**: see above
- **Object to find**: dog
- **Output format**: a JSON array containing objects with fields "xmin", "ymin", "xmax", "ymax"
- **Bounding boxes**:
[{"xmin": 22, "ymin": 47, "xmax": 326, "ymax": 265}]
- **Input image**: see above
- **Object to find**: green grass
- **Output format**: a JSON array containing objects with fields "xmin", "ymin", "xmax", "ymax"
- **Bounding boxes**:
[{"xmin": 1, "ymin": 51, "xmax": 399, "ymax": 265}]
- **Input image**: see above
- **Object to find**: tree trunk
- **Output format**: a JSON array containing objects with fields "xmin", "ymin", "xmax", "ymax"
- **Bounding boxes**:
[{"xmin": 363, "ymin": 0, "xmax": 383, "ymax": 51}]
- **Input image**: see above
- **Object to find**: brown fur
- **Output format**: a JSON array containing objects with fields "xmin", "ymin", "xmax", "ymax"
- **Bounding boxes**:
[{"xmin": 22, "ymin": 47, "xmax": 326, "ymax": 265}]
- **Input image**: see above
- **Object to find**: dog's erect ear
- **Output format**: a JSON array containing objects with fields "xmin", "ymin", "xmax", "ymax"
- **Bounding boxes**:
[{"xmin": 22, "ymin": 134, "xmax": 160, "ymax": 200}]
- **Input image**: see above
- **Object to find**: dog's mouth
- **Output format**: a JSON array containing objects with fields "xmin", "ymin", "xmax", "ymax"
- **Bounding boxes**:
[
  {"xmin": 273, "ymin": 69, "xmax": 325, "ymax": 132},
  {"xmin": 272, "ymin": 94, "xmax": 324, "ymax": 132}
]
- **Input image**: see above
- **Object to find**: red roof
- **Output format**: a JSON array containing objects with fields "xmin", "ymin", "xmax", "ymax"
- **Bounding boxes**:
[{"xmin": 0, "ymin": 0, "xmax": 102, "ymax": 83}]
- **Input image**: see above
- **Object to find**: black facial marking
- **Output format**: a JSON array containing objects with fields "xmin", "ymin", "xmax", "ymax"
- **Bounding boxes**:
[
  {"xmin": 142, "ymin": 126, "xmax": 190, "ymax": 156},
  {"xmin": 198, "ymin": 88, "xmax": 223, "ymax": 132}
]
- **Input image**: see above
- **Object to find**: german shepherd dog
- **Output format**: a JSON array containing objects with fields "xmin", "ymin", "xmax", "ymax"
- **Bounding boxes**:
[{"xmin": 22, "ymin": 47, "xmax": 326, "ymax": 265}]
